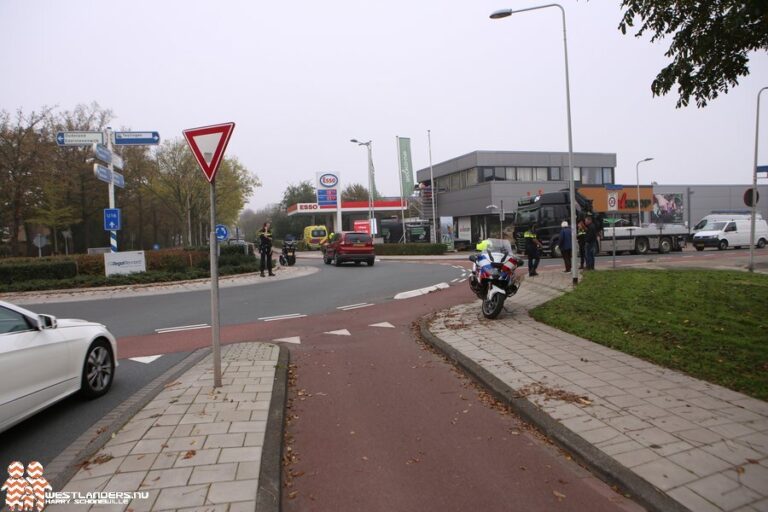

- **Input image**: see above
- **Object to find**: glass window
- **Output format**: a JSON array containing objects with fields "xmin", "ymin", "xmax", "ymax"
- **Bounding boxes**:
[
  {"xmin": 450, "ymin": 173, "xmax": 461, "ymax": 190},
  {"xmin": 505, "ymin": 167, "xmax": 516, "ymax": 180},
  {"xmin": 549, "ymin": 167, "xmax": 561, "ymax": 181},
  {"xmin": 517, "ymin": 167, "xmax": 533, "ymax": 181},
  {"xmin": 434, "ymin": 177, "xmax": 444, "ymax": 192},
  {"xmin": 602, "ymin": 167, "xmax": 613, "ymax": 184},
  {"xmin": 581, "ymin": 167, "xmax": 603, "ymax": 185},
  {"xmin": 534, "ymin": 167, "xmax": 548, "ymax": 181},
  {"xmin": 465, "ymin": 168, "xmax": 479, "ymax": 186},
  {"xmin": 345, "ymin": 233, "xmax": 372, "ymax": 243},
  {"xmin": 0, "ymin": 306, "xmax": 32, "ymax": 334},
  {"xmin": 494, "ymin": 167, "xmax": 506, "ymax": 180}
]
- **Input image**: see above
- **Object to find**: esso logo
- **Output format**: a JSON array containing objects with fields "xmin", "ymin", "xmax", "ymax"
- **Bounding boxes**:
[
  {"xmin": 319, "ymin": 173, "xmax": 338, "ymax": 188},
  {"xmin": 298, "ymin": 203, "xmax": 319, "ymax": 210}
]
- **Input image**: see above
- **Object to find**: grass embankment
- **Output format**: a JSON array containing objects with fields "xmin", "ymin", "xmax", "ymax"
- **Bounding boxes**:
[{"xmin": 530, "ymin": 269, "xmax": 768, "ymax": 401}]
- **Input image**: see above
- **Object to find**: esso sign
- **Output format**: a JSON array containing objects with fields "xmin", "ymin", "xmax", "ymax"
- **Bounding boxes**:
[
  {"xmin": 297, "ymin": 203, "xmax": 319, "ymax": 211},
  {"xmin": 318, "ymin": 173, "xmax": 339, "ymax": 188}
]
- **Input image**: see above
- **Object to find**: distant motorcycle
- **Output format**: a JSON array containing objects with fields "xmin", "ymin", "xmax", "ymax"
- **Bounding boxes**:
[
  {"xmin": 279, "ymin": 238, "xmax": 297, "ymax": 266},
  {"xmin": 469, "ymin": 238, "xmax": 525, "ymax": 319}
]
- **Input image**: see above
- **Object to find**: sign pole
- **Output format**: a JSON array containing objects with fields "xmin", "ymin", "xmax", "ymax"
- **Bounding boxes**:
[
  {"xmin": 210, "ymin": 180, "xmax": 222, "ymax": 387},
  {"xmin": 106, "ymin": 128, "xmax": 117, "ymax": 253},
  {"xmin": 749, "ymin": 87, "xmax": 767, "ymax": 272}
]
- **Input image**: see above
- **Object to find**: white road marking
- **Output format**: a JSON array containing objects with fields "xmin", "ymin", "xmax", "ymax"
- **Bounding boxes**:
[
  {"xmin": 369, "ymin": 322, "xmax": 395, "ymax": 328},
  {"xmin": 259, "ymin": 313, "xmax": 307, "ymax": 321},
  {"xmin": 324, "ymin": 329, "xmax": 351, "ymax": 336},
  {"xmin": 129, "ymin": 355, "xmax": 163, "ymax": 364},
  {"xmin": 452, "ymin": 265, "xmax": 464, "ymax": 269},
  {"xmin": 451, "ymin": 278, "xmax": 460, "ymax": 283},
  {"xmin": 273, "ymin": 336, "xmax": 302, "ymax": 344},
  {"xmin": 155, "ymin": 324, "xmax": 210, "ymax": 334},
  {"xmin": 393, "ymin": 282, "xmax": 450, "ymax": 300},
  {"xmin": 338, "ymin": 303, "xmax": 373, "ymax": 311}
]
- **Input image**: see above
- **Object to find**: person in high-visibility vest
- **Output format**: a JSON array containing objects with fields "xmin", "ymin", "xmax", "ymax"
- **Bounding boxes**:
[
  {"xmin": 523, "ymin": 224, "xmax": 543, "ymax": 277},
  {"xmin": 257, "ymin": 222, "xmax": 275, "ymax": 277}
]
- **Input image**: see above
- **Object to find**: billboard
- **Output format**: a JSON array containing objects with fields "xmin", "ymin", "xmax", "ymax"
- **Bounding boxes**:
[
  {"xmin": 652, "ymin": 193, "xmax": 684, "ymax": 224},
  {"xmin": 397, "ymin": 137, "xmax": 415, "ymax": 197},
  {"xmin": 316, "ymin": 172, "xmax": 340, "ymax": 207}
]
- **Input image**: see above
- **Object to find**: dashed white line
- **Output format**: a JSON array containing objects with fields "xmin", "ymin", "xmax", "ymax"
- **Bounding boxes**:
[
  {"xmin": 129, "ymin": 355, "xmax": 163, "ymax": 364},
  {"xmin": 451, "ymin": 278, "xmax": 460, "ymax": 283},
  {"xmin": 337, "ymin": 303, "xmax": 374, "ymax": 311},
  {"xmin": 258, "ymin": 313, "xmax": 307, "ymax": 322},
  {"xmin": 273, "ymin": 336, "xmax": 302, "ymax": 344},
  {"xmin": 155, "ymin": 324, "xmax": 210, "ymax": 334},
  {"xmin": 394, "ymin": 282, "xmax": 450, "ymax": 300}
]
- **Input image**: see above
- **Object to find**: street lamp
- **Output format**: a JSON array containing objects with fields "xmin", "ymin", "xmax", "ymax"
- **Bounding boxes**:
[
  {"xmin": 491, "ymin": 4, "xmax": 578, "ymax": 285},
  {"xmin": 350, "ymin": 138, "xmax": 376, "ymax": 234},
  {"xmin": 635, "ymin": 157, "xmax": 654, "ymax": 226},
  {"xmin": 749, "ymin": 87, "xmax": 768, "ymax": 272}
]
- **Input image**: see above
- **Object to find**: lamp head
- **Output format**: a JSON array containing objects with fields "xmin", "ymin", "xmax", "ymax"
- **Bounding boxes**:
[
  {"xmin": 490, "ymin": 9, "xmax": 513, "ymax": 19},
  {"xmin": 645, "ymin": 157, "xmax": 654, "ymax": 162},
  {"xmin": 350, "ymin": 139, "xmax": 359, "ymax": 144}
]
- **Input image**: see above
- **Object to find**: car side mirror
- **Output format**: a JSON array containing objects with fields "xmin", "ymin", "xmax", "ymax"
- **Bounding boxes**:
[{"xmin": 37, "ymin": 314, "xmax": 57, "ymax": 330}]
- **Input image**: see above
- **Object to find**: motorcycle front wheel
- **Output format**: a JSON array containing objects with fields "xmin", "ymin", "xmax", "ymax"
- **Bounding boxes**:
[
  {"xmin": 287, "ymin": 256, "xmax": 296, "ymax": 266},
  {"xmin": 481, "ymin": 293, "xmax": 505, "ymax": 319},
  {"xmin": 279, "ymin": 255, "xmax": 287, "ymax": 266}
]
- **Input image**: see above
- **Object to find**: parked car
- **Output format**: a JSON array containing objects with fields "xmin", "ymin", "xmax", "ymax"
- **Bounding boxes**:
[
  {"xmin": 692, "ymin": 219, "xmax": 768, "ymax": 251},
  {"xmin": 0, "ymin": 301, "xmax": 118, "ymax": 433},
  {"xmin": 322, "ymin": 231, "xmax": 375, "ymax": 266}
]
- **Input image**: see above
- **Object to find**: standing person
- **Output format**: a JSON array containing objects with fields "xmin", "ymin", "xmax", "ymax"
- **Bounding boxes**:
[
  {"xmin": 584, "ymin": 215, "xmax": 600, "ymax": 270},
  {"xmin": 524, "ymin": 224, "xmax": 543, "ymax": 277},
  {"xmin": 577, "ymin": 219, "xmax": 587, "ymax": 269},
  {"xmin": 558, "ymin": 220, "xmax": 573, "ymax": 272},
  {"xmin": 258, "ymin": 221, "xmax": 275, "ymax": 277}
]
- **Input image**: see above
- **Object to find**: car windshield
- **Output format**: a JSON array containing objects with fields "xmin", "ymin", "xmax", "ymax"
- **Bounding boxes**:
[
  {"xmin": 311, "ymin": 229, "xmax": 326, "ymax": 237},
  {"xmin": 345, "ymin": 233, "xmax": 371, "ymax": 243}
]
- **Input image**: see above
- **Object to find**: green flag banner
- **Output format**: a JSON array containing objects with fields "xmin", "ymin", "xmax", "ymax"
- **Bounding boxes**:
[{"xmin": 398, "ymin": 137, "xmax": 415, "ymax": 196}]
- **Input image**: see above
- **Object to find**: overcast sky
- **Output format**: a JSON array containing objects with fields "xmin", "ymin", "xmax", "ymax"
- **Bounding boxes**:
[{"xmin": 2, "ymin": 0, "xmax": 767, "ymax": 212}]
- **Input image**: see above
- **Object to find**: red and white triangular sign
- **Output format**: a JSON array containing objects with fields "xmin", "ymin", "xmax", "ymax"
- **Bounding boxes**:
[{"xmin": 182, "ymin": 122, "xmax": 235, "ymax": 182}]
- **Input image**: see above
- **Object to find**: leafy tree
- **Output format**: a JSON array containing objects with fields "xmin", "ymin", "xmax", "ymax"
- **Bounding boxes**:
[
  {"xmin": 281, "ymin": 180, "xmax": 316, "ymax": 207},
  {"xmin": 342, "ymin": 182, "xmax": 371, "ymax": 201},
  {"xmin": 619, "ymin": 1, "xmax": 768, "ymax": 107},
  {"xmin": 27, "ymin": 181, "xmax": 81, "ymax": 254}
]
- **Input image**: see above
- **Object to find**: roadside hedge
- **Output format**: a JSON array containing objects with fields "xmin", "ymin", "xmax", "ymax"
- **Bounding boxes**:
[
  {"xmin": 0, "ymin": 259, "xmax": 78, "ymax": 284},
  {"xmin": 373, "ymin": 243, "xmax": 446, "ymax": 256}
]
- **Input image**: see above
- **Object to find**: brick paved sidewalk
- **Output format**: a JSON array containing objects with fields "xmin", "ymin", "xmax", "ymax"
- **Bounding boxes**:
[
  {"xmin": 47, "ymin": 342, "xmax": 282, "ymax": 512},
  {"xmin": 426, "ymin": 271, "xmax": 768, "ymax": 512}
]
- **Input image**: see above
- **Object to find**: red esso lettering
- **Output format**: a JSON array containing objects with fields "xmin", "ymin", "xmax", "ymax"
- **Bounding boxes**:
[
  {"xmin": 299, "ymin": 204, "xmax": 318, "ymax": 210},
  {"xmin": 319, "ymin": 173, "xmax": 338, "ymax": 187}
]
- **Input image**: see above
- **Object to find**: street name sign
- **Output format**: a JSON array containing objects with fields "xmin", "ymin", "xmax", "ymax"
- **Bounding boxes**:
[
  {"xmin": 112, "ymin": 171, "xmax": 125, "ymax": 189},
  {"xmin": 111, "ymin": 152, "xmax": 124, "ymax": 170},
  {"xmin": 104, "ymin": 208, "xmax": 122, "ymax": 231},
  {"xmin": 215, "ymin": 224, "xmax": 230, "ymax": 241},
  {"xmin": 113, "ymin": 131, "xmax": 160, "ymax": 145},
  {"xmin": 93, "ymin": 143, "xmax": 112, "ymax": 164},
  {"xmin": 183, "ymin": 123, "xmax": 235, "ymax": 182},
  {"xmin": 93, "ymin": 163, "xmax": 112, "ymax": 184},
  {"xmin": 56, "ymin": 131, "xmax": 104, "ymax": 146}
]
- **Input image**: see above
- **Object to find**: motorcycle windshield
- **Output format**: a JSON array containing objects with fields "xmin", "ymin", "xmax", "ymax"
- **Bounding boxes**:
[{"xmin": 484, "ymin": 238, "xmax": 514, "ymax": 254}]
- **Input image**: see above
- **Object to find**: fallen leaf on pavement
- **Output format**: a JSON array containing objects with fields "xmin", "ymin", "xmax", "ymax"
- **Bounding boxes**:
[
  {"xmin": 553, "ymin": 490, "xmax": 566, "ymax": 501},
  {"xmin": 183, "ymin": 450, "xmax": 196, "ymax": 459}
]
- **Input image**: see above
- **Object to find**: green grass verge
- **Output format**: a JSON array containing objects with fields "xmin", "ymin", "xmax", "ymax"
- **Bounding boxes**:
[{"xmin": 529, "ymin": 269, "xmax": 768, "ymax": 401}]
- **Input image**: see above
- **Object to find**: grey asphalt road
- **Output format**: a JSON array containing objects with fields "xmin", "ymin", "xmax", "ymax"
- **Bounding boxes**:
[
  {"xmin": 25, "ymin": 259, "xmax": 467, "ymax": 338},
  {"xmin": 0, "ymin": 351, "xmax": 190, "ymax": 468}
]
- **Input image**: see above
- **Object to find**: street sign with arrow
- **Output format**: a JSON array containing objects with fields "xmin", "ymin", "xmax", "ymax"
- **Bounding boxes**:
[{"xmin": 104, "ymin": 209, "xmax": 121, "ymax": 231}]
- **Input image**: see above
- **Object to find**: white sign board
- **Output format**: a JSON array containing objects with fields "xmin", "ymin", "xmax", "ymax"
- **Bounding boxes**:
[
  {"xmin": 607, "ymin": 192, "xmax": 618, "ymax": 211},
  {"xmin": 104, "ymin": 251, "xmax": 147, "ymax": 276},
  {"xmin": 458, "ymin": 217, "xmax": 472, "ymax": 240}
]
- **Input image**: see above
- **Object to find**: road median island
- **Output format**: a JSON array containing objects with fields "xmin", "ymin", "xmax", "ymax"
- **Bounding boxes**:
[{"xmin": 419, "ymin": 268, "xmax": 768, "ymax": 512}]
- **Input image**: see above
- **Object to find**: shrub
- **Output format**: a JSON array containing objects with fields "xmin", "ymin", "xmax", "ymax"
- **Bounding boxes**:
[
  {"xmin": 373, "ymin": 243, "xmax": 446, "ymax": 256},
  {"xmin": 0, "ymin": 259, "xmax": 78, "ymax": 284},
  {"xmin": 74, "ymin": 254, "xmax": 105, "ymax": 275}
]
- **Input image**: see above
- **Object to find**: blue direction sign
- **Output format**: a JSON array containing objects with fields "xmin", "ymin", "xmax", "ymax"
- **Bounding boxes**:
[
  {"xmin": 57, "ymin": 131, "xmax": 104, "ymax": 146},
  {"xmin": 112, "ymin": 171, "xmax": 125, "ymax": 189},
  {"xmin": 104, "ymin": 209, "xmax": 121, "ymax": 231},
  {"xmin": 93, "ymin": 143, "xmax": 112, "ymax": 164},
  {"xmin": 215, "ymin": 224, "xmax": 230, "ymax": 242},
  {"xmin": 113, "ymin": 131, "xmax": 160, "ymax": 145},
  {"xmin": 758, "ymin": 165, "xmax": 768, "ymax": 175},
  {"xmin": 93, "ymin": 164, "xmax": 112, "ymax": 184}
]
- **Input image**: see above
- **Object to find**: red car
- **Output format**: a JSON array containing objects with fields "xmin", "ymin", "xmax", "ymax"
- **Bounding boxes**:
[{"xmin": 322, "ymin": 231, "xmax": 375, "ymax": 266}]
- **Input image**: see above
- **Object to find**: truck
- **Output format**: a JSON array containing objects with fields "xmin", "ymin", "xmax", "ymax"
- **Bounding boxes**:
[{"xmin": 512, "ymin": 190, "xmax": 687, "ymax": 256}]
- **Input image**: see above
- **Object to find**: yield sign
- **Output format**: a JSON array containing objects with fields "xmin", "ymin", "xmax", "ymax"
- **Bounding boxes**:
[{"xmin": 182, "ymin": 122, "xmax": 235, "ymax": 182}]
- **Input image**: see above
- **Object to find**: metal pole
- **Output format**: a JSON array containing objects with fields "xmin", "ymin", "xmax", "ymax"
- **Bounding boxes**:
[
  {"xmin": 396, "ymin": 136, "xmax": 407, "ymax": 242},
  {"xmin": 749, "ymin": 87, "xmax": 768, "ymax": 272},
  {"xmin": 500, "ymin": 199, "xmax": 504, "ymax": 238},
  {"xmin": 209, "ymin": 180, "xmax": 222, "ymax": 388},
  {"xmin": 428, "ymin": 129, "xmax": 437, "ymax": 244},
  {"xmin": 636, "ymin": 161, "xmax": 641, "ymax": 226},
  {"xmin": 367, "ymin": 142, "xmax": 375, "ymax": 234},
  {"xmin": 106, "ymin": 128, "xmax": 117, "ymax": 253}
]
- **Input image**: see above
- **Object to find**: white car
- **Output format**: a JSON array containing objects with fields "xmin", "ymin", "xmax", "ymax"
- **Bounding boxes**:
[{"xmin": 0, "ymin": 300, "xmax": 117, "ymax": 433}]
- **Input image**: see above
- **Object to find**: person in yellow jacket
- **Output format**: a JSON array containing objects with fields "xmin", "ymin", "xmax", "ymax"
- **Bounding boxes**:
[{"xmin": 523, "ymin": 224, "xmax": 543, "ymax": 277}]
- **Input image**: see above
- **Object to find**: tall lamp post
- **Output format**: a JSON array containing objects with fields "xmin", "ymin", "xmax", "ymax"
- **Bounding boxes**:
[
  {"xmin": 749, "ymin": 87, "xmax": 768, "ymax": 272},
  {"xmin": 351, "ymin": 139, "xmax": 376, "ymax": 234},
  {"xmin": 635, "ymin": 157, "xmax": 654, "ymax": 226},
  {"xmin": 491, "ymin": 4, "xmax": 578, "ymax": 285}
]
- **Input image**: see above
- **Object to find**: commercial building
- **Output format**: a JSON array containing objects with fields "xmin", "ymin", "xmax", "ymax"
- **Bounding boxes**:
[{"xmin": 415, "ymin": 150, "xmax": 768, "ymax": 243}]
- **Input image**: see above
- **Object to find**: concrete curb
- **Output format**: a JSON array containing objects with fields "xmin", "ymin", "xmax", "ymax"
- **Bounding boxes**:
[
  {"xmin": 44, "ymin": 347, "xmax": 212, "ymax": 493},
  {"xmin": 418, "ymin": 316, "xmax": 691, "ymax": 512},
  {"xmin": 256, "ymin": 345, "xmax": 290, "ymax": 512}
]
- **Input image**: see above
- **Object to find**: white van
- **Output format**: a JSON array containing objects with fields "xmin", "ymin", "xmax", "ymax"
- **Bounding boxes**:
[
  {"xmin": 692, "ymin": 219, "xmax": 768, "ymax": 251},
  {"xmin": 692, "ymin": 212, "xmax": 763, "ymax": 237}
]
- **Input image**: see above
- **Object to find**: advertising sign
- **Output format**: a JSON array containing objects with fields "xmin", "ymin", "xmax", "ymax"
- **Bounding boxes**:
[
  {"xmin": 397, "ymin": 137, "xmax": 415, "ymax": 197},
  {"xmin": 458, "ymin": 217, "xmax": 472, "ymax": 241},
  {"xmin": 651, "ymin": 193, "xmax": 684, "ymax": 224},
  {"xmin": 353, "ymin": 220, "xmax": 371, "ymax": 234},
  {"xmin": 440, "ymin": 216, "xmax": 455, "ymax": 251},
  {"xmin": 607, "ymin": 192, "xmax": 618, "ymax": 212},
  {"xmin": 297, "ymin": 203, "xmax": 320, "ymax": 211},
  {"xmin": 316, "ymin": 172, "xmax": 340, "ymax": 207},
  {"xmin": 104, "ymin": 251, "xmax": 147, "ymax": 276}
]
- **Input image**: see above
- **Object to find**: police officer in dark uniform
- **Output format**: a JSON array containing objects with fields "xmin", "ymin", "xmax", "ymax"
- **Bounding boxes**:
[
  {"xmin": 524, "ymin": 224, "xmax": 543, "ymax": 277},
  {"xmin": 258, "ymin": 221, "xmax": 275, "ymax": 277}
]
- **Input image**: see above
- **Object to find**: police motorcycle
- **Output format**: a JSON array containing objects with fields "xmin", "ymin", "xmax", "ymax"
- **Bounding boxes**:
[
  {"xmin": 279, "ymin": 235, "xmax": 297, "ymax": 266},
  {"xmin": 468, "ymin": 238, "xmax": 525, "ymax": 319}
]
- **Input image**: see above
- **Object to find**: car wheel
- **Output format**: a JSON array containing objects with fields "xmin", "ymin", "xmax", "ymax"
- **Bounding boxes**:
[
  {"xmin": 367, "ymin": 259, "xmax": 375, "ymax": 266},
  {"xmin": 334, "ymin": 254, "xmax": 341, "ymax": 267},
  {"xmin": 758, "ymin": 238, "xmax": 766, "ymax": 249},
  {"xmin": 658, "ymin": 237, "xmax": 672, "ymax": 254},
  {"xmin": 718, "ymin": 239, "xmax": 728, "ymax": 251},
  {"xmin": 81, "ymin": 339, "xmax": 114, "ymax": 399},
  {"xmin": 695, "ymin": 246, "xmax": 704, "ymax": 251}
]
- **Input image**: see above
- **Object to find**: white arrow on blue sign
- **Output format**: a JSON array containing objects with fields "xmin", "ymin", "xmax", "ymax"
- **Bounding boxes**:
[
  {"xmin": 104, "ymin": 208, "xmax": 121, "ymax": 231},
  {"xmin": 93, "ymin": 163, "xmax": 112, "ymax": 184},
  {"xmin": 215, "ymin": 224, "xmax": 230, "ymax": 241},
  {"xmin": 57, "ymin": 131, "xmax": 104, "ymax": 146},
  {"xmin": 113, "ymin": 131, "xmax": 160, "ymax": 145}
]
